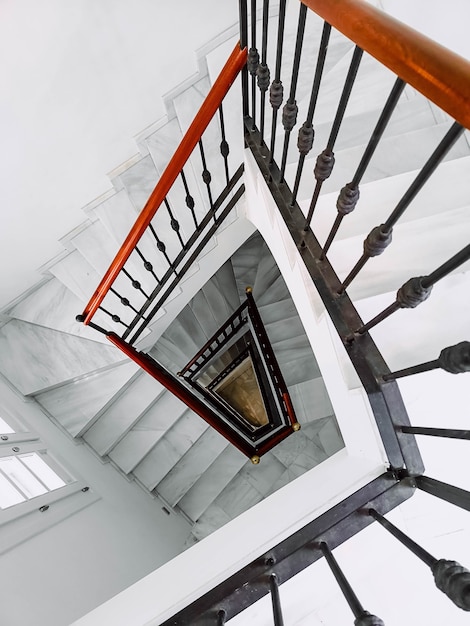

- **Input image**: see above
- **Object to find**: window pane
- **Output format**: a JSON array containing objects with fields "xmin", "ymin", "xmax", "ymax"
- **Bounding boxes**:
[
  {"xmin": 0, "ymin": 416, "xmax": 14, "ymax": 434},
  {"xmin": 0, "ymin": 472, "xmax": 26, "ymax": 508},
  {"xmin": 0, "ymin": 456, "xmax": 47, "ymax": 498},
  {"xmin": 20, "ymin": 453, "xmax": 66, "ymax": 490}
]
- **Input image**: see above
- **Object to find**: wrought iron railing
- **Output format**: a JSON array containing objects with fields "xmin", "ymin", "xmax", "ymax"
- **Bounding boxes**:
[
  {"xmin": 77, "ymin": 43, "xmax": 247, "ymax": 344},
  {"xmin": 161, "ymin": 0, "xmax": 470, "ymax": 623}
]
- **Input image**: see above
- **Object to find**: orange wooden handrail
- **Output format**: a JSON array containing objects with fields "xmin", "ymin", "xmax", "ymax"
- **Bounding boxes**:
[
  {"xmin": 302, "ymin": 0, "xmax": 470, "ymax": 129},
  {"xmin": 82, "ymin": 42, "xmax": 247, "ymax": 324}
]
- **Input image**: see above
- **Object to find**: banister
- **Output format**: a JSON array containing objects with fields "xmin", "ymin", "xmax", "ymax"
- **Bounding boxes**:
[
  {"xmin": 81, "ymin": 42, "xmax": 247, "ymax": 324},
  {"xmin": 301, "ymin": 0, "xmax": 470, "ymax": 129}
]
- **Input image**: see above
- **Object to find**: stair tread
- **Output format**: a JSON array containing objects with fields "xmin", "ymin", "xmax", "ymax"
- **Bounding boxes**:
[
  {"xmin": 6, "ymin": 277, "xmax": 108, "ymax": 344},
  {"xmin": 83, "ymin": 372, "xmax": 165, "ymax": 455},
  {"xmin": 109, "ymin": 390, "xmax": 188, "ymax": 473},
  {"xmin": 133, "ymin": 411, "xmax": 209, "ymax": 490},
  {"xmin": 156, "ymin": 427, "xmax": 227, "ymax": 507},
  {"xmin": 178, "ymin": 444, "xmax": 247, "ymax": 522},
  {"xmin": 35, "ymin": 360, "xmax": 139, "ymax": 437},
  {"xmin": 0, "ymin": 318, "xmax": 122, "ymax": 396}
]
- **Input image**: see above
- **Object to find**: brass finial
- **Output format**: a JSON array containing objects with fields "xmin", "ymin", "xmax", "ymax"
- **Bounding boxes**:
[
  {"xmin": 292, "ymin": 422, "xmax": 301, "ymax": 431},
  {"xmin": 245, "ymin": 286, "xmax": 253, "ymax": 294},
  {"xmin": 251, "ymin": 454, "xmax": 260, "ymax": 464}
]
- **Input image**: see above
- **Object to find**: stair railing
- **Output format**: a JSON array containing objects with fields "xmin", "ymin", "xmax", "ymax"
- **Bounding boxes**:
[
  {"xmin": 77, "ymin": 42, "xmax": 247, "ymax": 344},
  {"xmin": 163, "ymin": 0, "xmax": 470, "ymax": 623}
]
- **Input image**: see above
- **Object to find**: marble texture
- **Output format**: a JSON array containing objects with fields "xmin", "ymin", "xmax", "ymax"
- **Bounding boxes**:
[
  {"xmin": 0, "ymin": 319, "xmax": 123, "ymax": 395},
  {"xmin": 35, "ymin": 360, "xmax": 139, "ymax": 437},
  {"xmin": 6, "ymin": 277, "xmax": 108, "ymax": 344},
  {"xmin": 288, "ymin": 378, "xmax": 334, "ymax": 424},
  {"xmin": 83, "ymin": 371, "xmax": 165, "ymax": 456},
  {"xmin": 156, "ymin": 427, "xmax": 227, "ymax": 507},
  {"xmin": 48, "ymin": 249, "xmax": 101, "ymax": 303},
  {"xmin": 108, "ymin": 390, "xmax": 188, "ymax": 474},
  {"xmin": 178, "ymin": 444, "xmax": 247, "ymax": 522},
  {"xmin": 133, "ymin": 411, "xmax": 208, "ymax": 490}
]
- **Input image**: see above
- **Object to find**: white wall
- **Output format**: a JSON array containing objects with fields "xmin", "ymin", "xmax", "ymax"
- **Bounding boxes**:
[
  {"xmin": 0, "ymin": 0, "xmax": 238, "ymax": 310},
  {"xmin": 0, "ymin": 376, "xmax": 192, "ymax": 626}
]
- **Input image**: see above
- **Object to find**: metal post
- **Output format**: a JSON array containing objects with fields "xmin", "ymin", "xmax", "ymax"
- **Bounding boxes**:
[
  {"xmin": 269, "ymin": 573, "xmax": 285, "ymax": 626},
  {"xmin": 416, "ymin": 476, "xmax": 470, "ymax": 512},
  {"xmin": 369, "ymin": 508, "xmax": 470, "ymax": 611},
  {"xmin": 319, "ymin": 542, "xmax": 385, "ymax": 625},
  {"xmin": 401, "ymin": 426, "xmax": 470, "ymax": 440}
]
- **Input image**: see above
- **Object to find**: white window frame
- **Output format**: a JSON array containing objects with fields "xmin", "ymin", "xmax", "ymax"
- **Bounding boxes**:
[{"xmin": 0, "ymin": 412, "xmax": 98, "ymax": 553}]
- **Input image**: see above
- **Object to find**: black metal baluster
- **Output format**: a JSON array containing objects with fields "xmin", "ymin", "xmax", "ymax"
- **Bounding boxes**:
[
  {"xmin": 269, "ymin": 573, "xmax": 284, "ymax": 626},
  {"xmin": 415, "ymin": 476, "xmax": 470, "ymax": 512},
  {"xmin": 279, "ymin": 3, "xmax": 307, "ymax": 181},
  {"xmin": 339, "ymin": 122, "xmax": 465, "ymax": 292},
  {"xmin": 248, "ymin": 0, "xmax": 259, "ymax": 129},
  {"xmin": 303, "ymin": 45, "xmax": 363, "ymax": 230},
  {"xmin": 216, "ymin": 608, "xmax": 226, "ymax": 625},
  {"xmin": 109, "ymin": 287, "xmax": 148, "ymax": 320},
  {"xmin": 121, "ymin": 268, "xmax": 150, "ymax": 298},
  {"xmin": 239, "ymin": 0, "xmax": 249, "ymax": 117},
  {"xmin": 322, "ymin": 78, "xmax": 406, "ymax": 256},
  {"xmin": 134, "ymin": 245, "xmax": 161, "ymax": 283},
  {"xmin": 319, "ymin": 542, "xmax": 384, "ymax": 625},
  {"xmin": 218, "ymin": 104, "xmax": 230, "ymax": 184},
  {"xmin": 290, "ymin": 22, "xmax": 331, "ymax": 207},
  {"xmin": 401, "ymin": 426, "xmax": 470, "ymax": 440},
  {"xmin": 382, "ymin": 341, "xmax": 470, "ymax": 380},
  {"xmin": 257, "ymin": 0, "xmax": 271, "ymax": 144},
  {"xmin": 148, "ymin": 223, "xmax": 178, "ymax": 276},
  {"xmin": 164, "ymin": 198, "xmax": 185, "ymax": 248},
  {"xmin": 198, "ymin": 139, "xmax": 215, "ymax": 219},
  {"xmin": 369, "ymin": 508, "xmax": 470, "ymax": 611},
  {"xmin": 268, "ymin": 0, "xmax": 287, "ymax": 162},
  {"xmin": 180, "ymin": 169, "xmax": 198, "ymax": 230},
  {"xmin": 98, "ymin": 306, "xmax": 130, "ymax": 330},
  {"xmin": 353, "ymin": 245, "xmax": 470, "ymax": 335}
]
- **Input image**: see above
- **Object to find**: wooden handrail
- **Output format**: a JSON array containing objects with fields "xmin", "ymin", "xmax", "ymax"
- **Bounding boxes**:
[
  {"xmin": 302, "ymin": 0, "xmax": 470, "ymax": 129},
  {"xmin": 82, "ymin": 42, "xmax": 247, "ymax": 324}
]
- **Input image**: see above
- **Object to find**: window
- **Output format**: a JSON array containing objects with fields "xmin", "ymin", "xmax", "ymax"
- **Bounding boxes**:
[{"xmin": 0, "ymin": 414, "xmax": 73, "ymax": 514}]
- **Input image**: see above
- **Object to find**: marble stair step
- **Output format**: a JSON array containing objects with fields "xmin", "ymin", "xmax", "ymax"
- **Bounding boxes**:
[
  {"xmin": 109, "ymin": 390, "xmax": 188, "ymax": 474},
  {"xmin": 48, "ymin": 249, "xmax": 101, "ymax": 304},
  {"xmin": 155, "ymin": 427, "xmax": 228, "ymax": 507},
  {"xmin": 177, "ymin": 444, "xmax": 247, "ymax": 523},
  {"xmin": 264, "ymin": 314, "xmax": 306, "ymax": 346},
  {"xmin": 291, "ymin": 120, "xmax": 470, "ymax": 203},
  {"xmin": 133, "ymin": 410, "xmax": 209, "ymax": 491},
  {"xmin": 307, "ymin": 95, "xmax": 442, "ymax": 166},
  {"xmin": 257, "ymin": 298, "xmax": 297, "ymax": 326},
  {"xmin": 82, "ymin": 371, "xmax": 165, "ymax": 456},
  {"xmin": 5, "ymin": 277, "xmax": 108, "ymax": 344},
  {"xmin": 309, "ymin": 154, "xmax": 470, "ymax": 250},
  {"xmin": 0, "ymin": 318, "xmax": 123, "ymax": 396},
  {"xmin": 231, "ymin": 233, "xmax": 266, "ymax": 300},
  {"xmin": 255, "ymin": 274, "xmax": 291, "ymax": 308},
  {"xmin": 34, "ymin": 360, "xmax": 139, "ymax": 437},
  {"xmin": 280, "ymin": 352, "xmax": 321, "ymax": 388},
  {"xmin": 191, "ymin": 451, "xmax": 288, "ymax": 540},
  {"xmin": 327, "ymin": 203, "xmax": 470, "ymax": 303},
  {"xmin": 287, "ymin": 377, "xmax": 334, "ymax": 425}
]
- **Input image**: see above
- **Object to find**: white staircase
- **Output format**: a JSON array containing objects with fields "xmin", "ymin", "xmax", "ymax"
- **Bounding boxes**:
[{"xmin": 0, "ymin": 1, "xmax": 469, "ymax": 551}]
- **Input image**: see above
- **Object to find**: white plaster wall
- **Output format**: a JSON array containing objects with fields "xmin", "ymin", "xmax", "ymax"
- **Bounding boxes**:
[{"xmin": 0, "ymin": 376, "xmax": 191, "ymax": 626}]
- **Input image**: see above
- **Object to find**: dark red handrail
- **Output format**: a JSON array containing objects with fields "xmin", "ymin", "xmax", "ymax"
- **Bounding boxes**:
[
  {"xmin": 81, "ymin": 42, "xmax": 247, "ymax": 324},
  {"xmin": 302, "ymin": 0, "xmax": 470, "ymax": 129}
]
